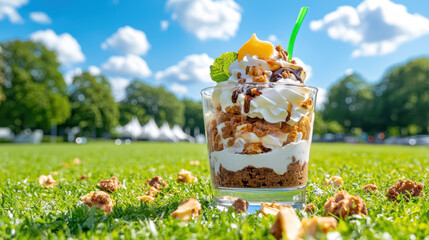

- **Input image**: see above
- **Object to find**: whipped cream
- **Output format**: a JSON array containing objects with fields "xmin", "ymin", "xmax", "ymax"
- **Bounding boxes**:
[{"xmin": 210, "ymin": 140, "xmax": 310, "ymax": 175}]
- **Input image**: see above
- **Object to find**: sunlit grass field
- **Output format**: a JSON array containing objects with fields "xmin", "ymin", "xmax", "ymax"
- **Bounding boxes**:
[{"xmin": 0, "ymin": 142, "xmax": 428, "ymax": 239}]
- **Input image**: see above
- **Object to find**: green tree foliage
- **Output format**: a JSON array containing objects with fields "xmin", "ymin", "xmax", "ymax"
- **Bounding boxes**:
[
  {"xmin": 0, "ymin": 56, "xmax": 5, "ymax": 105},
  {"xmin": 67, "ymin": 72, "xmax": 118, "ymax": 136},
  {"xmin": 376, "ymin": 58, "xmax": 429, "ymax": 134},
  {"xmin": 0, "ymin": 41, "xmax": 70, "ymax": 133},
  {"xmin": 182, "ymin": 99, "xmax": 204, "ymax": 136},
  {"xmin": 323, "ymin": 73, "xmax": 375, "ymax": 132},
  {"xmin": 313, "ymin": 111, "xmax": 344, "ymax": 136},
  {"xmin": 121, "ymin": 81, "xmax": 184, "ymax": 126},
  {"xmin": 118, "ymin": 103, "xmax": 148, "ymax": 126}
]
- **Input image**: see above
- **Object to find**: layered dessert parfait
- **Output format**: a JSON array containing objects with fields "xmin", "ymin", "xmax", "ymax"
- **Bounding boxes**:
[{"xmin": 203, "ymin": 34, "xmax": 317, "ymax": 189}]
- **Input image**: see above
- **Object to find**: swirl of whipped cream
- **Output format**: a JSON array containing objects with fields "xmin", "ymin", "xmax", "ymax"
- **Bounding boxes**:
[{"xmin": 212, "ymin": 54, "xmax": 311, "ymax": 124}]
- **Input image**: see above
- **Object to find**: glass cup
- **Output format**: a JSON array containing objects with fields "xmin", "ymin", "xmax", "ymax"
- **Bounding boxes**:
[{"xmin": 201, "ymin": 82, "xmax": 318, "ymax": 212}]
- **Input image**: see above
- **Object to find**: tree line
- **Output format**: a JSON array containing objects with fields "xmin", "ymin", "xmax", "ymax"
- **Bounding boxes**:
[
  {"xmin": 316, "ymin": 58, "xmax": 429, "ymax": 136},
  {"xmin": 1, "ymin": 40, "xmax": 428, "ymax": 139},
  {"xmin": 0, "ymin": 40, "xmax": 203, "ymax": 138}
]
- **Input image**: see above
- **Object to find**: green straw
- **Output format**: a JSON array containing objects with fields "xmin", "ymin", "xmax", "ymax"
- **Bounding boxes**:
[{"xmin": 287, "ymin": 7, "xmax": 308, "ymax": 60}]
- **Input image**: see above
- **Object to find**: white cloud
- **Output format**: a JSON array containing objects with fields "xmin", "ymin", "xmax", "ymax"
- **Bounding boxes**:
[
  {"xmin": 101, "ymin": 54, "xmax": 151, "ymax": 78},
  {"xmin": 316, "ymin": 87, "xmax": 328, "ymax": 110},
  {"xmin": 166, "ymin": 0, "xmax": 241, "ymax": 40},
  {"xmin": 30, "ymin": 29, "xmax": 85, "ymax": 65},
  {"xmin": 293, "ymin": 57, "xmax": 312, "ymax": 82},
  {"xmin": 345, "ymin": 68, "xmax": 354, "ymax": 76},
  {"xmin": 109, "ymin": 77, "xmax": 130, "ymax": 101},
  {"xmin": 64, "ymin": 68, "xmax": 82, "ymax": 85},
  {"xmin": 160, "ymin": 20, "xmax": 169, "ymax": 31},
  {"xmin": 170, "ymin": 83, "xmax": 188, "ymax": 94},
  {"xmin": 88, "ymin": 65, "xmax": 101, "ymax": 76},
  {"xmin": 310, "ymin": 0, "xmax": 429, "ymax": 57},
  {"xmin": 0, "ymin": 0, "xmax": 27, "ymax": 23},
  {"xmin": 101, "ymin": 26, "xmax": 150, "ymax": 55},
  {"xmin": 29, "ymin": 12, "xmax": 51, "ymax": 24},
  {"xmin": 155, "ymin": 53, "xmax": 213, "ymax": 83},
  {"xmin": 268, "ymin": 34, "xmax": 278, "ymax": 43}
]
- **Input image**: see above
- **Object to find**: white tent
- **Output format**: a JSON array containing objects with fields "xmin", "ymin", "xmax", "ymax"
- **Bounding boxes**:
[
  {"xmin": 0, "ymin": 128, "xmax": 14, "ymax": 141},
  {"xmin": 121, "ymin": 116, "xmax": 143, "ymax": 139},
  {"xmin": 172, "ymin": 124, "xmax": 194, "ymax": 142},
  {"xmin": 141, "ymin": 118, "xmax": 160, "ymax": 141},
  {"xmin": 158, "ymin": 122, "xmax": 178, "ymax": 142}
]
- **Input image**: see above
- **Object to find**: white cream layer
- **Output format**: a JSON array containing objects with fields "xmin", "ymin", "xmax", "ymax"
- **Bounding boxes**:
[{"xmin": 210, "ymin": 140, "xmax": 310, "ymax": 175}]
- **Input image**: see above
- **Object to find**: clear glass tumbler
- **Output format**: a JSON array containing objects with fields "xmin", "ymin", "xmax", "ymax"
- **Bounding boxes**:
[{"xmin": 201, "ymin": 82, "xmax": 318, "ymax": 212}]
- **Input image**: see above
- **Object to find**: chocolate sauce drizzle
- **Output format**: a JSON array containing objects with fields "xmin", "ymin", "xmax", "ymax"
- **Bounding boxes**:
[
  {"xmin": 231, "ymin": 86, "xmax": 262, "ymax": 113},
  {"xmin": 269, "ymin": 67, "xmax": 303, "ymax": 83}
]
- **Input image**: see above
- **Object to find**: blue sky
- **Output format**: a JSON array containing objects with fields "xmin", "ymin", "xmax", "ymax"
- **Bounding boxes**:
[{"xmin": 1, "ymin": 0, "xmax": 429, "ymax": 104}]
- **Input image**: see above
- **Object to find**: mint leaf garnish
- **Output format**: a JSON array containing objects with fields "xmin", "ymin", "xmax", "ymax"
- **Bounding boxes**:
[{"xmin": 210, "ymin": 52, "xmax": 238, "ymax": 83}]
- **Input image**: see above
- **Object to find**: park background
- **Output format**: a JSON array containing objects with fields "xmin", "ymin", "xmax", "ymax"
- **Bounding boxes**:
[{"xmin": 0, "ymin": 0, "xmax": 429, "ymax": 144}]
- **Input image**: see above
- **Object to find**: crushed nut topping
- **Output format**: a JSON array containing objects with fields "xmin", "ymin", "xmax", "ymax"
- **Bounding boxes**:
[
  {"xmin": 232, "ymin": 198, "xmax": 249, "ymax": 214},
  {"xmin": 190, "ymin": 160, "xmax": 200, "ymax": 165},
  {"xmin": 324, "ymin": 190, "xmax": 367, "ymax": 218},
  {"xmin": 275, "ymin": 45, "xmax": 288, "ymax": 61},
  {"xmin": 98, "ymin": 176, "xmax": 122, "ymax": 192},
  {"xmin": 270, "ymin": 205, "xmax": 301, "ymax": 240},
  {"xmin": 177, "ymin": 169, "xmax": 197, "ymax": 183},
  {"xmin": 260, "ymin": 202, "xmax": 289, "ymax": 216},
  {"xmin": 146, "ymin": 186, "xmax": 159, "ymax": 197},
  {"xmin": 79, "ymin": 174, "xmax": 88, "ymax": 181},
  {"xmin": 37, "ymin": 175, "xmax": 58, "ymax": 188},
  {"xmin": 81, "ymin": 191, "xmax": 115, "ymax": 214},
  {"xmin": 298, "ymin": 216, "xmax": 338, "ymax": 239},
  {"xmin": 72, "ymin": 158, "xmax": 81, "ymax": 165},
  {"xmin": 171, "ymin": 197, "xmax": 201, "ymax": 221},
  {"xmin": 386, "ymin": 179, "xmax": 424, "ymax": 201},
  {"xmin": 363, "ymin": 184, "xmax": 379, "ymax": 194},
  {"xmin": 324, "ymin": 176, "xmax": 344, "ymax": 188}
]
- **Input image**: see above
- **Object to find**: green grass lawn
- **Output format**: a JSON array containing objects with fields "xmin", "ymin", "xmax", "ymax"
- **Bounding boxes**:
[{"xmin": 0, "ymin": 142, "xmax": 428, "ymax": 239}]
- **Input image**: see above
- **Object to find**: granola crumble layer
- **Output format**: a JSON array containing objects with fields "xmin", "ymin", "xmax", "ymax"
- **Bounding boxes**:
[{"xmin": 212, "ymin": 158, "xmax": 308, "ymax": 188}]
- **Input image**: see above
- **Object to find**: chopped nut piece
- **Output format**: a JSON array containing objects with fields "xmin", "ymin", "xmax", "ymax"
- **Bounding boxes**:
[
  {"xmin": 81, "ymin": 191, "xmax": 115, "ymax": 214},
  {"xmin": 324, "ymin": 176, "xmax": 343, "ymax": 188},
  {"xmin": 190, "ymin": 160, "xmax": 200, "ymax": 165},
  {"xmin": 60, "ymin": 163, "xmax": 69, "ymax": 168},
  {"xmin": 177, "ymin": 169, "xmax": 197, "ymax": 183},
  {"xmin": 304, "ymin": 203, "xmax": 317, "ymax": 214},
  {"xmin": 324, "ymin": 191, "xmax": 367, "ymax": 218},
  {"xmin": 363, "ymin": 184, "xmax": 379, "ymax": 194},
  {"xmin": 98, "ymin": 176, "xmax": 122, "ymax": 192},
  {"xmin": 79, "ymin": 174, "xmax": 88, "ymax": 181},
  {"xmin": 171, "ymin": 197, "xmax": 201, "ymax": 221},
  {"xmin": 146, "ymin": 186, "xmax": 159, "ymax": 197},
  {"xmin": 72, "ymin": 158, "xmax": 81, "ymax": 165},
  {"xmin": 50, "ymin": 171, "xmax": 59, "ymax": 176},
  {"xmin": 146, "ymin": 176, "xmax": 168, "ymax": 190},
  {"xmin": 37, "ymin": 175, "xmax": 58, "ymax": 188},
  {"xmin": 260, "ymin": 202, "xmax": 289, "ymax": 216},
  {"xmin": 270, "ymin": 206, "xmax": 301, "ymax": 240},
  {"xmin": 298, "ymin": 216, "xmax": 338, "ymax": 238},
  {"xmin": 137, "ymin": 195, "xmax": 154, "ymax": 203},
  {"xmin": 386, "ymin": 179, "xmax": 424, "ymax": 201},
  {"xmin": 232, "ymin": 198, "xmax": 249, "ymax": 214}
]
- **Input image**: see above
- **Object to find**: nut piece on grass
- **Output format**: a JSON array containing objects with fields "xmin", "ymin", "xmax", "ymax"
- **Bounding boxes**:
[
  {"xmin": 146, "ymin": 187, "xmax": 159, "ymax": 197},
  {"xmin": 72, "ymin": 158, "xmax": 81, "ymax": 165},
  {"xmin": 232, "ymin": 198, "xmax": 249, "ymax": 214},
  {"xmin": 270, "ymin": 206, "xmax": 301, "ymax": 240},
  {"xmin": 363, "ymin": 184, "xmax": 379, "ymax": 194},
  {"xmin": 177, "ymin": 169, "xmax": 197, "ymax": 183},
  {"xmin": 79, "ymin": 174, "xmax": 88, "ymax": 181},
  {"xmin": 171, "ymin": 197, "xmax": 201, "ymax": 221},
  {"xmin": 298, "ymin": 216, "xmax": 338, "ymax": 238},
  {"xmin": 190, "ymin": 160, "xmax": 200, "ymax": 165},
  {"xmin": 386, "ymin": 179, "xmax": 424, "ymax": 201},
  {"xmin": 324, "ymin": 190, "xmax": 367, "ymax": 218},
  {"xmin": 146, "ymin": 176, "xmax": 168, "ymax": 190},
  {"xmin": 137, "ymin": 195, "xmax": 154, "ymax": 203},
  {"xmin": 260, "ymin": 202, "xmax": 289, "ymax": 216},
  {"xmin": 37, "ymin": 175, "xmax": 58, "ymax": 188},
  {"xmin": 304, "ymin": 203, "xmax": 317, "ymax": 214},
  {"xmin": 98, "ymin": 176, "xmax": 122, "ymax": 192},
  {"xmin": 324, "ymin": 176, "xmax": 343, "ymax": 188},
  {"xmin": 81, "ymin": 191, "xmax": 115, "ymax": 214}
]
